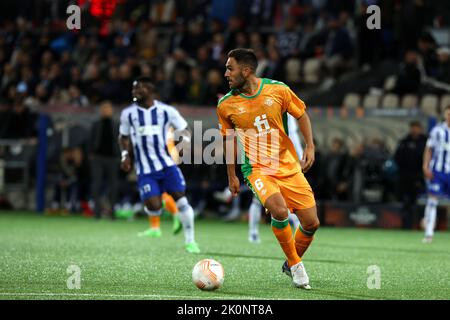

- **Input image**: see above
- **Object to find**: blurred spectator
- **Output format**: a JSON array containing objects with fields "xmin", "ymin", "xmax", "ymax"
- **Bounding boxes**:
[
  {"xmin": 224, "ymin": 16, "xmax": 244, "ymax": 52},
  {"xmin": 277, "ymin": 16, "xmax": 301, "ymax": 59},
  {"xmin": 89, "ymin": 101, "xmax": 120, "ymax": 220},
  {"xmin": 196, "ymin": 46, "xmax": 220, "ymax": 73},
  {"xmin": 184, "ymin": 20, "xmax": 209, "ymax": 58},
  {"xmin": 263, "ymin": 47, "xmax": 285, "ymax": 80},
  {"xmin": 394, "ymin": 121, "xmax": 427, "ymax": 229},
  {"xmin": 436, "ymin": 47, "xmax": 450, "ymax": 84},
  {"xmin": 48, "ymin": 147, "xmax": 79, "ymax": 215},
  {"xmin": 48, "ymin": 146, "xmax": 92, "ymax": 216},
  {"xmin": 417, "ymin": 31, "xmax": 439, "ymax": 78},
  {"xmin": 72, "ymin": 35, "xmax": 91, "ymax": 67},
  {"xmin": 249, "ymin": 32, "xmax": 264, "ymax": 51},
  {"xmin": 244, "ymin": 0, "xmax": 275, "ymax": 28},
  {"xmin": 323, "ymin": 15, "xmax": 354, "ymax": 77},
  {"xmin": 304, "ymin": 138, "xmax": 325, "ymax": 200},
  {"xmin": 187, "ymin": 68, "xmax": 207, "ymax": 105},
  {"xmin": 170, "ymin": 68, "xmax": 190, "ymax": 103},
  {"xmin": 234, "ymin": 32, "xmax": 249, "ymax": 49},
  {"xmin": 68, "ymin": 84, "xmax": 89, "ymax": 107},
  {"xmin": 1, "ymin": 98, "xmax": 37, "ymax": 139},
  {"xmin": 255, "ymin": 48, "xmax": 269, "ymax": 77},
  {"xmin": 203, "ymin": 69, "xmax": 228, "ymax": 106},
  {"xmin": 1, "ymin": 63, "xmax": 17, "ymax": 94},
  {"xmin": 323, "ymin": 137, "xmax": 350, "ymax": 200},
  {"xmin": 364, "ymin": 137, "xmax": 392, "ymax": 201},
  {"xmin": 393, "ymin": 50, "xmax": 421, "ymax": 96},
  {"xmin": 211, "ymin": 33, "xmax": 225, "ymax": 61},
  {"xmin": 343, "ymin": 142, "xmax": 365, "ymax": 203}
]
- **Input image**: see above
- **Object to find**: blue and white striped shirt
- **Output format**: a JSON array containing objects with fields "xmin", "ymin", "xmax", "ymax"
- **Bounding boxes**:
[
  {"xmin": 427, "ymin": 122, "xmax": 450, "ymax": 174},
  {"xmin": 119, "ymin": 100, "xmax": 188, "ymax": 176},
  {"xmin": 287, "ymin": 114, "xmax": 303, "ymax": 159}
]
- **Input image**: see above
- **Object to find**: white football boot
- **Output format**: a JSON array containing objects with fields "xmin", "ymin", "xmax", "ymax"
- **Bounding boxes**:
[{"xmin": 291, "ymin": 261, "xmax": 311, "ymax": 289}]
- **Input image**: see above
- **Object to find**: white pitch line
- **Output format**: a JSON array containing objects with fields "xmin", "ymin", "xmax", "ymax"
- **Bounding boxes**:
[{"xmin": 0, "ymin": 292, "xmax": 286, "ymax": 300}]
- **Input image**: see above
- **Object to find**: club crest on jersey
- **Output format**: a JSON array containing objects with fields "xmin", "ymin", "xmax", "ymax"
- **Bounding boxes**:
[
  {"xmin": 236, "ymin": 106, "xmax": 245, "ymax": 114},
  {"xmin": 264, "ymin": 98, "xmax": 274, "ymax": 107},
  {"xmin": 137, "ymin": 125, "xmax": 159, "ymax": 136}
]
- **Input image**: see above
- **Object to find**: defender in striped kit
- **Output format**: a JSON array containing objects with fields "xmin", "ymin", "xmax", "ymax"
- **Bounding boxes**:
[
  {"xmin": 422, "ymin": 105, "xmax": 450, "ymax": 244},
  {"xmin": 119, "ymin": 77, "xmax": 200, "ymax": 253}
]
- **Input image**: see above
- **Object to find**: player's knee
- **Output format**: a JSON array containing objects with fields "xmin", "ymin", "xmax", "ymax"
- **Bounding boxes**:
[
  {"xmin": 303, "ymin": 219, "xmax": 320, "ymax": 232},
  {"xmin": 145, "ymin": 201, "xmax": 162, "ymax": 211},
  {"xmin": 269, "ymin": 206, "xmax": 289, "ymax": 220},
  {"xmin": 175, "ymin": 196, "xmax": 190, "ymax": 212}
]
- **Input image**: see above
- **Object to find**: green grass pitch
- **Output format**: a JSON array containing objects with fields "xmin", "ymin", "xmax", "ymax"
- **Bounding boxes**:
[{"xmin": 0, "ymin": 211, "xmax": 449, "ymax": 300}]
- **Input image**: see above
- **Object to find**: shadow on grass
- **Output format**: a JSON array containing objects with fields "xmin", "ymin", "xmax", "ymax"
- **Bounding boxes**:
[
  {"xmin": 309, "ymin": 287, "xmax": 390, "ymax": 300},
  {"xmin": 316, "ymin": 243, "xmax": 450, "ymax": 256},
  {"xmin": 203, "ymin": 251, "xmax": 357, "ymax": 265}
]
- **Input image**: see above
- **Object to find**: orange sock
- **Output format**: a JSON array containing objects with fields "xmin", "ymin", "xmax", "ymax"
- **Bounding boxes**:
[
  {"xmin": 294, "ymin": 225, "xmax": 315, "ymax": 258},
  {"xmin": 271, "ymin": 217, "xmax": 301, "ymax": 267},
  {"xmin": 149, "ymin": 216, "xmax": 160, "ymax": 229},
  {"xmin": 162, "ymin": 193, "xmax": 178, "ymax": 216}
]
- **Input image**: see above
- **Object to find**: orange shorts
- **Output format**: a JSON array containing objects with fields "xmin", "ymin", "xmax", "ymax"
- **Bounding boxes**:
[{"xmin": 245, "ymin": 170, "xmax": 315, "ymax": 212}]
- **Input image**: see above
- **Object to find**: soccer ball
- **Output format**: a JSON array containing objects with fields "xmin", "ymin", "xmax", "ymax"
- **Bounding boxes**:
[{"xmin": 192, "ymin": 259, "xmax": 224, "ymax": 291}]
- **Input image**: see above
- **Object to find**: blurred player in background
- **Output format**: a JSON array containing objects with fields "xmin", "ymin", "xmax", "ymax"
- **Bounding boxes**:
[
  {"xmin": 119, "ymin": 77, "xmax": 200, "ymax": 253},
  {"xmin": 422, "ymin": 105, "xmax": 450, "ymax": 243},
  {"xmin": 217, "ymin": 49, "xmax": 319, "ymax": 289},
  {"xmin": 138, "ymin": 128, "xmax": 182, "ymax": 237}
]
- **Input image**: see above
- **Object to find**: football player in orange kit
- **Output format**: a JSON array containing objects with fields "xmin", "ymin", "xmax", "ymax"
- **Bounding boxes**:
[{"xmin": 217, "ymin": 48, "xmax": 319, "ymax": 289}]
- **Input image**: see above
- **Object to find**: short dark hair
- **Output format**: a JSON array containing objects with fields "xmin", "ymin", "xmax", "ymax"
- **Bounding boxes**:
[
  {"xmin": 228, "ymin": 48, "xmax": 258, "ymax": 72},
  {"xmin": 134, "ymin": 76, "xmax": 155, "ymax": 90},
  {"xmin": 409, "ymin": 120, "xmax": 422, "ymax": 128}
]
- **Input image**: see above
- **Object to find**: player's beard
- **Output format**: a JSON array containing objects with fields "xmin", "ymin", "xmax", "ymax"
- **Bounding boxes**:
[{"xmin": 230, "ymin": 74, "xmax": 246, "ymax": 91}]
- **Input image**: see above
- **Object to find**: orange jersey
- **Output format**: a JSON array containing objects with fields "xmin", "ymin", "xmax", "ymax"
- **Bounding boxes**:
[{"xmin": 217, "ymin": 78, "xmax": 306, "ymax": 178}]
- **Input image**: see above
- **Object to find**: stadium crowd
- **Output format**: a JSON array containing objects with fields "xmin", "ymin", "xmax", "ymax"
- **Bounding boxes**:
[
  {"xmin": 1, "ymin": 0, "xmax": 449, "ymax": 111},
  {"xmin": 0, "ymin": 0, "xmax": 449, "ymax": 217}
]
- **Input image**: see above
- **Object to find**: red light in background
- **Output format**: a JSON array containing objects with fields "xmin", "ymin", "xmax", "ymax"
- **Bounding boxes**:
[{"xmin": 77, "ymin": 0, "xmax": 122, "ymax": 18}]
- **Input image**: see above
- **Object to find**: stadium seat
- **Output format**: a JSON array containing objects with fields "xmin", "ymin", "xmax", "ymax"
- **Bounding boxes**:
[
  {"xmin": 342, "ymin": 93, "xmax": 361, "ymax": 109},
  {"xmin": 401, "ymin": 94, "xmax": 418, "ymax": 109},
  {"xmin": 303, "ymin": 58, "xmax": 321, "ymax": 84},
  {"xmin": 440, "ymin": 94, "xmax": 450, "ymax": 111},
  {"xmin": 381, "ymin": 93, "xmax": 399, "ymax": 109},
  {"xmin": 362, "ymin": 94, "xmax": 381, "ymax": 109},
  {"xmin": 420, "ymin": 94, "xmax": 439, "ymax": 117},
  {"xmin": 285, "ymin": 58, "xmax": 301, "ymax": 84}
]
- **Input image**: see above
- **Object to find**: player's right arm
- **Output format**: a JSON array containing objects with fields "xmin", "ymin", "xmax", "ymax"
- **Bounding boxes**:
[
  {"xmin": 118, "ymin": 109, "xmax": 132, "ymax": 172},
  {"xmin": 223, "ymin": 134, "xmax": 240, "ymax": 196},
  {"xmin": 118, "ymin": 134, "xmax": 132, "ymax": 172},
  {"xmin": 217, "ymin": 103, "xmax": 240, "ymax": 196}
]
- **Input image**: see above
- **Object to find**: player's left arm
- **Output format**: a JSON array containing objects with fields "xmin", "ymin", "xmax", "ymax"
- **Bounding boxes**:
[
  {"xmin": 297, "ymin": 112, "xmax": 315, "ymax": 172},
  {"xmin": 283, "ymin": 87, "xmax": 315, "ymax": 172},
  {"xmin": 168, "ymin": 107, "xmax": 192, "ymax": 156},
  {"xmin": 118, "ymin": 109, "xmax": 132, "ymax": 172},
  {"xmin": 423, "ymin": 128, "xmax": 437, "ymax": 180}
]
